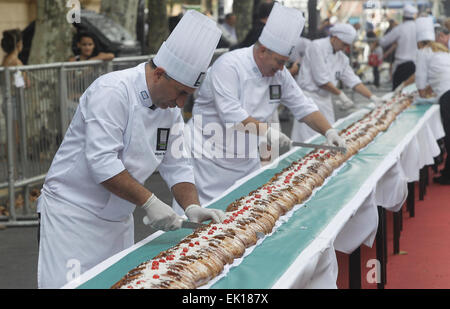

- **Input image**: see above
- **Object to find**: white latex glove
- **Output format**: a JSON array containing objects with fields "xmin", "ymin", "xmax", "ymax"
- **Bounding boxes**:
[
  {"xmin": 336, "ymin": 92, "xmax": 355, "ymax": 110},
  {"xmin": 142, "ymin": 194, "xmax": 183, "ymax": 231},
  {"xmin": 266, "ymin": 126, "xmax": 291, "ymax": 148},
  {"xmin": 325, "ymin": 128, "xmax": 347, "ymax": 149},
  {"xmin": 370, "ymin": 95, "xmax": 384, "ymax": 106},
  {"xmin": 185, "ymin": 204, "xmax": 226, "ymax": 223}
]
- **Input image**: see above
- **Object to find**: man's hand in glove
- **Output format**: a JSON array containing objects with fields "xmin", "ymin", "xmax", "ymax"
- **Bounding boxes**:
[
  {"xmin": 185, "ymin": 205, "xmax": 226, "ymax": 223},
  {"xmin": 370, "ymin": 95, "xmax": 385, "ymax": 106},
  {"xmin": 325, "ymin": 128, "xmax": 347, "ymax": 149},
  {"xmin": 336, "ymin": 92, "xmax": 355, "ymax": 110},
  {"xmin": 142, "ymin": 194, "xmax": 183, "ymax": 231},
  {"xmin": 266, "ymin": 126, "xmax": 291, "ymax": 148}
]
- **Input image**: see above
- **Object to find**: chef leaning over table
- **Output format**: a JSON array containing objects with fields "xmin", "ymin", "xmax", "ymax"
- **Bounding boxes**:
[
  {"xmin": 36, "ymin": 10, "xmax": 226, "ymax": 289},
  {"xmin": 173, "ymin": 3, "xmax": 347, "ymax": 213},
  {"xmin": 291, "ymin": 23, "xmax": 383, "ymax": 143},
  {"xmin": 380, "ymin": 4, "xmax": 418, "ymax": 91}
]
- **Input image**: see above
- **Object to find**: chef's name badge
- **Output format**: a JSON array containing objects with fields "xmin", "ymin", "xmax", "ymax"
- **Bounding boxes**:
[
  {"xmin": 156, "ymin": 128, "xmax": 170, "ymax": 152},
  {"xmin": 269, "ymin": 85, "xmax": 282, "ymax": 103}
]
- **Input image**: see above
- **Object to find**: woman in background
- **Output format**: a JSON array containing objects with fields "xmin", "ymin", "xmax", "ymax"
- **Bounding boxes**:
[{"xmin": 69, "ymin": 31, "xmax": 114, "ymax": 62}]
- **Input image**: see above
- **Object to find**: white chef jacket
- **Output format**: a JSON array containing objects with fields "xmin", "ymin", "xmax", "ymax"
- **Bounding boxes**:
[
  {"xmin": 296, "ymin": 37, "xmax": 362, "ymax": 96},
  {"xmin": 291, "ymin": 37, "xmax": 361, "ymax": 142},
  {"xmin": 187, "ymin": 46, "xmax": 318, "ymax": 205},
  {"xmin": 379, "ymin": 20, "xmax": 417, "ymax": 72},
  {"xmin": 40, "ymin": 62, "xmax": 194, "ymax": 222},
  {"xmin": 415, "ymin": 47, "xmax": 450, "ymax": 99}
]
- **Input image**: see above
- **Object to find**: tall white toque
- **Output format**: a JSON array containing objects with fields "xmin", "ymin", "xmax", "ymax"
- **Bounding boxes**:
[
  {"xmin": 153, "ymin": 10, "xmax": 222, "ymax": 88},
  {"xmin": 258, "ymin": 2, "xmax": 305, "ymax": 57},
  {"xmin": 416, "ymin": 16, "xmax": 435, "ymax": 42},
  {"xmin": 330, "ymin": 23, "xmax": 357, "ymax": 45},
  {"xmin": 403, "ymin": 4, "xmax": 418, "ymax": 18}
]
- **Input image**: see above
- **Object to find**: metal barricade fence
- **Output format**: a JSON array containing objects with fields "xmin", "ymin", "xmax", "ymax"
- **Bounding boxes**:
[{"xmin": 0, "ymin": 49, "xmax": 228, "ymax": 226}]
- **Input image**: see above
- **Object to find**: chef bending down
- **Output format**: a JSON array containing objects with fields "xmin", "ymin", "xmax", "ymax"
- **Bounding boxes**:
[
  {"xmin": 173, "ymin": 3, "xmax": 347, "ymax": 212},
  {"xmin": 291, "ymin": 23, "xmax": 383, "ymax": 143},
  {"xmin": 36, "ymin": 11, "xmax": 225, "ymax": 289}
]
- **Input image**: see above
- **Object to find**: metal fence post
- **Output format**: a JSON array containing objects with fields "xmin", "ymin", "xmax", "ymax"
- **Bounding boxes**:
[
  {"xmin": 4, "ymin": 67, "xmax": 17, "ymax": 222},
  {"xmin": 105, "ymin": 61, "xmax": 113, "ymax": 74},
  {"xmin": 59, "ymin": 64, "xmax": 69, "ymax": 135},
  {"xmin": 18, "ymin": 86, "xmax": 27, "ymax": 179}
]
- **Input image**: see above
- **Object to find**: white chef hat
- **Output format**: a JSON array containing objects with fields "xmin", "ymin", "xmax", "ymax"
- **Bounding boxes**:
[
  {"xmin": 403, "ymin": 4, "xmax": 418, "ymax": 18},
  {"xmin": 258, "ymin": 2, "xmax": 305, "ymax": 57},
  {"xmin": 329, "ymin": 23, "xmax": 357, "ymax": 45},
  {"xmin": 416, "ymin": 16, "xmax": 435, "ymax": 42},
  {"xmin": 153, "ymin": 10, "xmax": 222, "ymax": 88}
]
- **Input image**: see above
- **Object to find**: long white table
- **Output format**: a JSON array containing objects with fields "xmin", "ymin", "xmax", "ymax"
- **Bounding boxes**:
[{"xmin": 63, "ymin": 94, "xmax": 444, "ymax": 289}]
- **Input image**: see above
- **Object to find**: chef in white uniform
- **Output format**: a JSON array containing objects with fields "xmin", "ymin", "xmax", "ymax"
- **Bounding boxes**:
[
  {"xmin": 380, "ymin": 4, "xmax": 418, "ymax": 91},
  {"xmin": 415, "ymin": 17, "xmax": 450, "ymax": 185},
  {"xmin": 291, "ymin": 23, "xmax": 382, "ymax": 143},
  {"xmin": 174, "ymin": 3, "xmax": 347, "ymax": 211},
  {"xmin": 37, "ymin": 11, "xmax": 225, "ymax": 289}
]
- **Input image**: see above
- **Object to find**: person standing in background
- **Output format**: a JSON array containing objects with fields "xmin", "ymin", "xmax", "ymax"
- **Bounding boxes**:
[
  {"xmin": 230, "ymin": 2, "xmax": 274, "ymax": 50},
  {"xmin": 379, "ymin": 5, "xmax": 418, "ymax": 91},
  {"xmin": 367, "ymin": 31, "xmax": 384, "ymax": 88},
  {"xmin": 219, "ymin": 13, "xmax": 238, "ymax": 47}
]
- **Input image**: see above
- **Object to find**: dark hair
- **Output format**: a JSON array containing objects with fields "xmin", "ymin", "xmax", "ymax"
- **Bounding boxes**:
[
  {"xmin": 1, "ymin": 29, "xmax": 22, "ymax": 54},
  {"xmin": 258, "ymin": 2, "xmax": 275, "ymax": 20},
  {"xmin": 74, "ymin": 31, "xmax": 100, "ymax": 57},
  {"xmin": 225, "ymin": 13, "xmax": 235, "ymax": 20}
]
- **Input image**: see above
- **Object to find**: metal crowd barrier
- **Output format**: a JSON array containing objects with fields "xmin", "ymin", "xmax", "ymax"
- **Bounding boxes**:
[{"xmin": 0, "ymin": 49, "xmax": 229, "ymax": 227}]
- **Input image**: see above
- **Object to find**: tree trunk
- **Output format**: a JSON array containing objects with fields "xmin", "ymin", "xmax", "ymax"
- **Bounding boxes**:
[
  {"xmin": 233, "ymin": 0, "xmax": 254, "ymax": 42},
  {"xmin": 28, "ymin": 0, "xmax": 74, "ymax": 64},
  {"xmin": 147, "ymin": 0, "xmax": 169, "ymax": 55},
  {"xmin": 100, "ymin": 0, "xmax": 140, "ymax": 40}
]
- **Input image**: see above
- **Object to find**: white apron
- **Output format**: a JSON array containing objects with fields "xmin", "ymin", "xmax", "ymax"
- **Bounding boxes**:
[
  {"xmin": 37, "ymin": 193, "xmax": 134, "ymax": 289},
  {"xmin": 291, "ymin": 90, "xmax": 335, "ymax": 142}
]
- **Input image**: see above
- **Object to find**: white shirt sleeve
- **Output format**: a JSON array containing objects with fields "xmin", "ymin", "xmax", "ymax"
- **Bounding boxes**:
[
  {"xmin": 340, "ymin": 56, "xmax": 362, "ymax": 89},
  {"xmin": 80, "ymin": 84, "xmax": 128, "ymax": 184},
  {"xmin": 210, "ymin": 60, "xmax": 250, "ymax": 124},
  {"xmin": 415, "ymin": 49, "xmax": 429, "ymax": 91},
  {"xmin": 379, "ymin": 25, "xmax": 400, "ymax": 48},
  {"xmin": 305, "ymin": 42, "xmax": 331, "ymax": 86},
  {"xmin": 281, "ymin": 68, "xmax": 319, "ymax": 121},
  {"xmin": 158, "ymin": 111, "xmax": 195, "ymax": 189}
]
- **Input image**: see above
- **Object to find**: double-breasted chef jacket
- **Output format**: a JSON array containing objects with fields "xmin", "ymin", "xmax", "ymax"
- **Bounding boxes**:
[
  {"xmin": 291, "ymin": 36, "xmax": 361, "ymax": 142},
  {"xmin": 177, "ymin": 46, "xmax": 319, "ymax": 210},
  {"xmin": 37, "ymin": 62, "xmax": 194, "ymax": 288}
]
